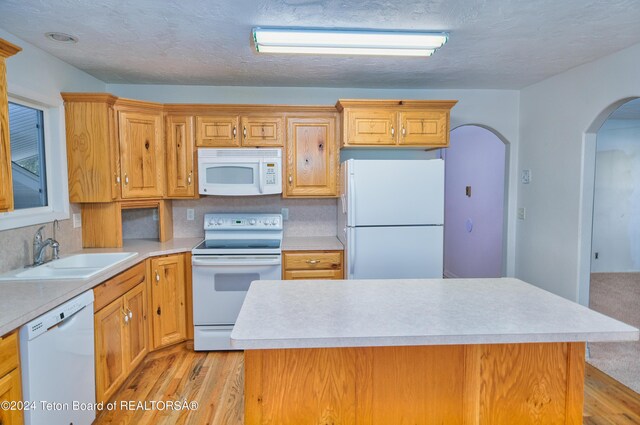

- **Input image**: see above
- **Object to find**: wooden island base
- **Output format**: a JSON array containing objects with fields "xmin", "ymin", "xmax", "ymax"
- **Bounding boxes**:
[{"xmin": 244, "ymin": 342, "xmax": 585, "ymax": 425}]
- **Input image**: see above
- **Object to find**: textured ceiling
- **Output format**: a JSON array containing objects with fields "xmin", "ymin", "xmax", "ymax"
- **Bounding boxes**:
[{"xmin": 1, "ymin": 0, "xmax": 640, "ymax": 89}]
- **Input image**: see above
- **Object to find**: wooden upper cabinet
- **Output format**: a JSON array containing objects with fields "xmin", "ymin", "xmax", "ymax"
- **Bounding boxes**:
[
  {"xmin": 336, "ymin": 100, "xmax": 457, "ymax": 148},
  {"xmin": 166, "ymin": 115, "xmax": 196, "ymax": 198},
  {"xmin": 118, "ymin": 110, "xmax": 164, "ymax": 199},
  {"xmin": 344, "ymin": 109, "xmax": 397, "ymax": 145},
  {"xmin": 195, "ymin": 115, "xmax": 239, "ymax": 147},
  {"xmin": 241, "ymin": 115, "xmax": 284, "ymax": 147},
  {"xmin": 63, "ymin": 94, "xmax": 165, "ymax": 202},
  {"xmin": 150, "ymin": 254, "xmax": 186, "ymax": 349},
  {"xmin": 63, "ymin": 95, "xmax": 120, "ymax": 202},
  {"xmin": 0, "ymin": 39, "xmax": 21, "ymax": 212},
  {"xmin": 399, "ymin": 110, "xmax": 450, "ymax": 146},
  {"xmin": 285, "ymin": 115, "xmax": 338, "ymax": 197}
]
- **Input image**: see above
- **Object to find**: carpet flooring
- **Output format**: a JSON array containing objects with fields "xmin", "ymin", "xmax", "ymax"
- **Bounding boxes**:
[{"xmin": 588, "ymin": 272, "xmax": 640, "ymax": 393}]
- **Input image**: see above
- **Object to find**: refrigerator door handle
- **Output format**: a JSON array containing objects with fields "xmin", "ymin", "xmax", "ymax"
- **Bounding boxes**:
[
  {"xmin": 348, "ymin": 171, "xmax": 356, "ymax": 227},
  {"xmin": 348, "ymin": 227, "xmax": 356, "ymax": 278}
]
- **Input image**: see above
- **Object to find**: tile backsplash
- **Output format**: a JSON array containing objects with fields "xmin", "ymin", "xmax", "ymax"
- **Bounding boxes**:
[
  {"xmin": 172, "ymin": 196, "xmax": 338, "ymax": 238},
  {"xmin": 0, "ymin": 204, "xmax": 83, "ymax": 274}
]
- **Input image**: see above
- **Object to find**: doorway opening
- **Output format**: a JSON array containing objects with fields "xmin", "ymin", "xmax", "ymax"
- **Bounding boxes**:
[
  {"xmin": 443, "ymin": 125, "xmax": 508, "ymax": 278},
  {"xmin": 586, "ymin": 98, "xmax": 640, "ymax": 393}
]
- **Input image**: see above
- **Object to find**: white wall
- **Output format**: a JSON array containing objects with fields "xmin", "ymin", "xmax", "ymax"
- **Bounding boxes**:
[
  {"xmin": 108, "ymin": 84, "xmax": 521, "ymax": 276},
  {"xmin": 444, "ymin": 126, "xmax": 506, "ymax": 278},
  {"xmin": 591, "ymin": 119, "xmax": 640, "ymax": 272},
  {"xmin": 518, "ymin": 42, "xmax": 640, "ymax": 304}
]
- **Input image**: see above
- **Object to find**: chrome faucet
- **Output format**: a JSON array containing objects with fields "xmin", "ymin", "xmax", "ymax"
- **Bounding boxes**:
[{"xmin": 33, "ymin": 225, "xmax": 60, "ymax": 266}]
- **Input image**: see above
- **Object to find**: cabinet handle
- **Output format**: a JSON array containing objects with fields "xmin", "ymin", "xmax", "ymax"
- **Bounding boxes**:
[
  {"xmin": 391, "ymin": 126, "xmax": 395, "ymax": 136},
  {"xmin": 122, "ymin": 309, "xmax": 129, "ymax": 324},
  {"xmin": 288, "ymin": 175, "xmax": 293, "ymax": 185},
  {"xmin": 233, "ymin": 126, "xmax": 237, "ymax": 139},
  {"xmin": 155, "ymin": 271, "xmax": 160, "ymax": 283},
  {"xmin": 402, "ymin": 126, "xmax": 406, "ymax": 136},
  {"xmin": 306, "ymin": 259, "xmax": 320, "ymax": 265},
  {"xmin": 124, "ymin": 174, "xmax": 129, "ymax": 185},
  {"xmin": 243, "ymin": 126, "xmax": 247, "ymax": 139},
  {"xmin": 116, "ymin": 174, "xmax": 121, "ymax": 184},
  {"xmin": 127, "ymin": 308, "xmax": 133, "ymax": 319},
  {"xmin": 187, "ymin": 171, "xmax": 193, "ymax": 185},
  {"xmin": 157, "ymin": 306, "xmax": 161, "ymax": 316}
]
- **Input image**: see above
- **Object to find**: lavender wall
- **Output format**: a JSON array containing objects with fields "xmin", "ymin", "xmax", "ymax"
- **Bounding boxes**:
[{"xmin": 444, "ymin": 126, "xmax": 506, "ymax": 278}]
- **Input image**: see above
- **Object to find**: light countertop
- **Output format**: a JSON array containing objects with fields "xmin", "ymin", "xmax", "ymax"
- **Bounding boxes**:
[
  {"xmin": 0, "ymin": 238, "xmax": 201, "ymax": 337},
  {"xmin": 281, "ymin": 235, "xmax": 343, "ymax": 251},
  {"xmin": 230, "ymin": 278, "xmax": 639, "ymax": 349}
]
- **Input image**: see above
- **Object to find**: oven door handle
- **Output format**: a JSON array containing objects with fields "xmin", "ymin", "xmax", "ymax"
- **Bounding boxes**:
[{"xmin": 192, "ymin": 256, "xmax": 281, "ymax": 267}]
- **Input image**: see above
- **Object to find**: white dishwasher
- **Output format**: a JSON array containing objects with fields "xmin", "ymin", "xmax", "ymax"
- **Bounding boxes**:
[{"xmin": 20, "ymin": 290, "xmax": 96, "ymax": 425}]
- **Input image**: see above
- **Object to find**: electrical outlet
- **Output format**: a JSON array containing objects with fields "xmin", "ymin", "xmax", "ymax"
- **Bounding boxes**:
[
  {"xmin": 518, "ymin": 207, "xmax": 526, "ymax": 220},
  {"xmin": 521, "ymin": 169, "xmax": 531, "ymax": 184},
  {"xmin": 281, "ymin": 207, "xmax": 289, "ymax": 221},
  {"xmin": 153, "ymin": 209, "xmax": 159, "ymax": 221},
  {"xmin": 186, "ymin": 208, "xmax": 195, "ymax": 221},
  {"xmin": 72, "ymin": 213, "xmax": 82, "ymax": 228}
]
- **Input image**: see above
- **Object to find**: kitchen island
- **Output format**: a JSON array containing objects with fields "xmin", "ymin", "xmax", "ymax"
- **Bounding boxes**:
[{"xmin": 231, "ymin": 278, "xmax": 638, "ymax": 425}]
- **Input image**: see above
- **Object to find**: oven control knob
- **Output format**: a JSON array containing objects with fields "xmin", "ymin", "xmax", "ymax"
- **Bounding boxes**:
[
  {"xmin": 271, "ymin": 218, "xmax": 278, "ymax": 225},
  {"xmin": 217, "ymin": 219, "xmax": 223, "ymax": 225},
  {"xmin": 249, "ymin": 219, "xmax": 257, "ymax": 225}
]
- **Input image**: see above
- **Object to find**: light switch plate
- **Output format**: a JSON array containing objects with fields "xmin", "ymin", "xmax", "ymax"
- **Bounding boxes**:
[
  {"xmin": 521, "ymin": 169, "xmax": 531, "ymax": 184},
  {"xmin": 518, "ymin": 207, "xmax": 526, "ymax": 220},
  {"xmin": 72, "ymin": 213, "xmax": 82, "ymax": 228},
  {"xmin": 281, "ymin": 207, "xmax": 289, "ymax": 221},
  {"xmin": 186, "ymin": 208, "xmax": 195, "ymax": 221}
]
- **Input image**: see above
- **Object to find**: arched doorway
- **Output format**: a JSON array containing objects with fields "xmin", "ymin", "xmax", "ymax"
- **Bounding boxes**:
[
  {"xmin": 443, "ymin": 125, "xmax": 508, "ymax": 278},
  {"xmin": 585, "ymin": 98, "xmax": 640, "ymax": 392}
]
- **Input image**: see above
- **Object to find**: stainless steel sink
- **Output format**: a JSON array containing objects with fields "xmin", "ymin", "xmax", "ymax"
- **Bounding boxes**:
[{"xmin": 0, "ymin": 252, "xmax": 138, "ymax": 281}]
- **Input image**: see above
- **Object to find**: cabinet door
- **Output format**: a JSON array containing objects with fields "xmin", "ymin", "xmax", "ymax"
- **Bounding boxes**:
[
  {"xmin": 166, "ymin": 115, "xmax": 196, "ymax": 198},
  {"xmin": 344, "ymin": 109, "xmax": 397, "ymax": 145},
  {"xmin": 118, "ymin": 110, "xmax": 164, "ymax": 198},
  {"xmin": 94, "ymin": 297, "xmax": 126, "ymax": 403},
  {"xmin": 195, "ymin": 115, "xmax": 240, "ymax": 147},
  {"xmin": 150, "ymin": 254, "xmax": 186, "ymax": 349},
  {"xmin": 123, "ymin": 283, "xmax": 148, "ymax": 372},
  {"xmin": 0, "ymin": 369, "xmax": 23, "ymax": 425},
  {"xmin": 399, "ymin": 110, "xmax": 450, "ymax": 146},
  {"xmin": 0, "ymin": 57, "xmax": 13, "ymax": 212},
  {"xmin": 285, "ymin": 116, "xmax": 338, "ymax": 197},
  {"xmin": 241, "ymin": 115, "xmax": 283, "ymax": 147}
]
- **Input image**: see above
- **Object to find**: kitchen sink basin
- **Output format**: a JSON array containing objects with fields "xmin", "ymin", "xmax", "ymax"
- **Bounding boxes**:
[{"xmin": 0, "ymin": 252, "xmax": 138, "ymax": 281}]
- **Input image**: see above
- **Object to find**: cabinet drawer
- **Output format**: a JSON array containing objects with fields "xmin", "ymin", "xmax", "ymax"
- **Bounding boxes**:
[
  {"xmin": 0, "ymin": 331, "xmax": 19, "ymax": 378},
  {"xmin": 283, "ymin": 251, "xmax": 342, "ymax": 271},
  {"xmin": 94, "ymin": 262, "xmax": 146, "ymax": 312},
  {"xmin": 284, "ymin": 269, "xmax": 343, "ymax": 280}
]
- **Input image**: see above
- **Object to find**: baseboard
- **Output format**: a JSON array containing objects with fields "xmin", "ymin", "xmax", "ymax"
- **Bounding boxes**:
[{"xmin": 443, "ymin": 269, "xmax": 460, "ymax": 279}]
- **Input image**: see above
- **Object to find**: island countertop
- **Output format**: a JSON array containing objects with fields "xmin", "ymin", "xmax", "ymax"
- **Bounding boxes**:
[{"xmin": 230, "ymin": 277, "xmax": 639, "ymax": 349}]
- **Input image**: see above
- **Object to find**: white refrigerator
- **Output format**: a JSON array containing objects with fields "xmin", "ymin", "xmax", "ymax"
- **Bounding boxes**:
[{"xmin": 337, "ymin": 159, "xmax": 444, "ymax": 279}]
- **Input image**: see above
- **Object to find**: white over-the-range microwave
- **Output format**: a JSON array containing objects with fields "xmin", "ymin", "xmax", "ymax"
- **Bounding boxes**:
[{"xmin": 197, "ymin": 148, "xmax": 282, "ymax": 196}]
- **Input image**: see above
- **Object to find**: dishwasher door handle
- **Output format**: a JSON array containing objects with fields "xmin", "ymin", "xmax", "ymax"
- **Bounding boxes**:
[{"xmin": 47, "ymin": 305, "xmax": 87, "ymax": 332}]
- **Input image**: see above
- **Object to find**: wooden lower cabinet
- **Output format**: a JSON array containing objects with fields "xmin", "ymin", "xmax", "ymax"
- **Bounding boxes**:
[
  {"xmin": 149, "ymin": 254, "xmax": 187, "ymax": 350},
  {"xmin": 283, "ymin": 250, "xmax": 344, "ymax": 280},
  {"xmin": 94, "ymin": 281, "xmax": 148, "ymax": 403},
  {"xmin": 0, "ymin": 330, "xmax": 22, "ymax": 425}
]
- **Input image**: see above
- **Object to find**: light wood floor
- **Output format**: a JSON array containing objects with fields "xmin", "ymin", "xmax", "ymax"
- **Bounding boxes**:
[{"xmin": 94, "ymin": 343, "xmax": 640, "ymax": 425}]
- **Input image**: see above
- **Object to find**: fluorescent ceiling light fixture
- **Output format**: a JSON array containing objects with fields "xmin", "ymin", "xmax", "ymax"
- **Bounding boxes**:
[{"xmin": 252, "ymin": 28, "xmax": 448, "ymax": 57}]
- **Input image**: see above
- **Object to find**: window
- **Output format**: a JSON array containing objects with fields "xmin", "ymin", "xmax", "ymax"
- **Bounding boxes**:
[
  {"xmin": 9, "ymin": 101, "xmax": 48, "ymax": 209},
  {"xmin": 0, "ymin": 89, "xmax": 69, "ymax": 231}
]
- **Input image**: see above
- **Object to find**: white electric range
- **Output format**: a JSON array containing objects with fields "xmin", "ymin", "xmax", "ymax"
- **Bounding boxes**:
[{"xmin": 192, "ymin": 213, "xmax": 283, "ymax": 350}]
